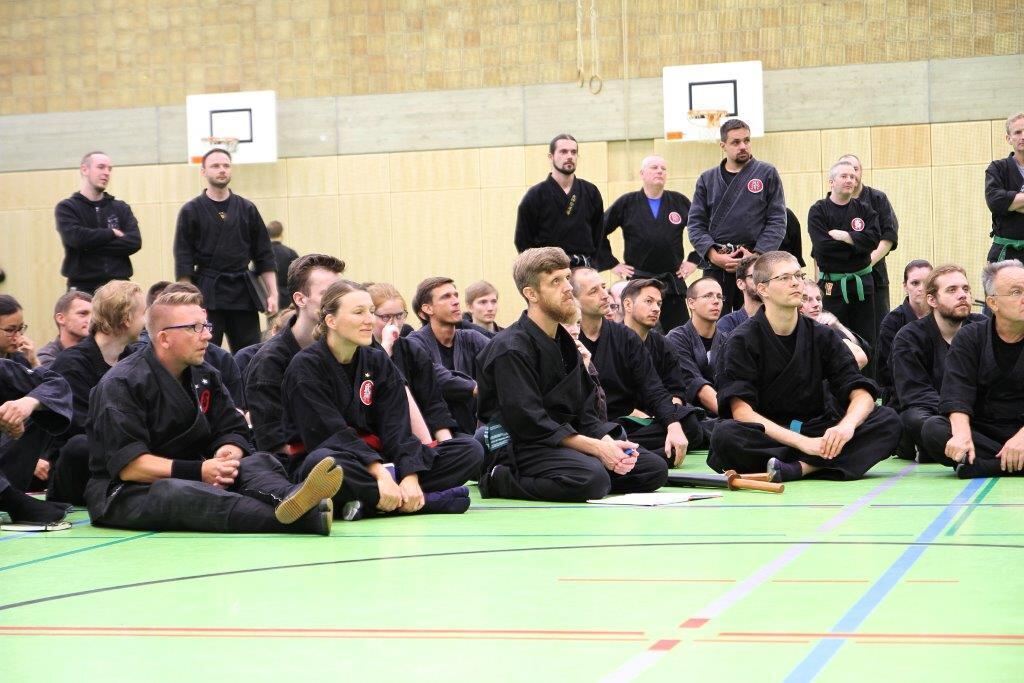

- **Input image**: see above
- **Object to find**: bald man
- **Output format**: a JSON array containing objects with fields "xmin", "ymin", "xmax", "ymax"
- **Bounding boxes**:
[{"xmin": 604, "ymin": 154, "xmax": 694, "ymax": 331}]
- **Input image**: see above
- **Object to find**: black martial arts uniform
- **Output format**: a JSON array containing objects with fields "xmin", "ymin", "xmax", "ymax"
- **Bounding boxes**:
[
  {"xmin": 233, "ymin": 341, "xmax": 263, "ymax": 378},
  {"xmin": 55, "ymin": 191, "xmax": 142, "ymax": 293},
  {"xmin": 984, "ymin": 153, "xmax": 1024, "ymax": 263},
  {"xmin": 0, "ymin": 360, "xmax": 72, "ymax": 493},
  {"xmin": 407, "ymin": 324, "xmax": 489, "ymax": 435},
  {"xmin": 858, "ymin": 186, "xmax": 899, "ymax": 340},
  {"xmin": 476, "ymin": 312, "xmax": 668, "ymax": 501},
  {"xmin": 378, "ymin": 337, "xmax": 458, "ymax": 437},
  {"xmin": 173, "ymin": 190, "xmax": 276, "ymax": 350},
  {"xmin": 716, "ymin": 307, "xmax": 754, "ymax": 339},
  {"xmin": 271, "ymin": 240, "xmax": 299, "ymax": 311},
  {"xmin": 808, "ymin": 196, "xmax": 881, "ymax": 364},
  {"xmin": 891, "ymin": 313, "xmax": 986, "ymax": 462},
  {"xmin": 282, "ymin": 340, "xmax": 483, "ymax": 513},
  {"xmin": 138, "ymin": 329, "xmax": 243, "ymax": 409},
  {"xmin": 244, "ymin": 318, "xmax": 302, "ymax": 455},
  {"xmin": 686, "ymin": 159, "xmax": 787, "ymax": 311},
  {"xmin": 709, "ymin": 308, "xmax": 900, "ymax": 479},
  {"xmin": 515, "ymin": 175, "xmax": 615, "ymax": 270},
  {"xmin": 604, "ymin": 189, "xmax": 692, "ymax": 330},
  {"xmin": 46, "ymin": 336, "xmax": 136, "ymax": 504},
  {"xmin": 779, "ymin": 208, "xmax": 807, "ymax": 268},
  {"xmin": 920, "ymin": 316, "xmax": 1024, "ymax": 477},
  {"xmin": 579, "ymin": 321, "xmax": 702, "ymax": 458},
  {"xmin": 876, "ymin": 298, "xmax": 920, "ymax": 406},
  {"xmin": 85, "ymin": 345, "xmax": 322, "ymax": 533},
  {"xmin": 665, "ymin": 321, "xmax": 727, "ymax": 418}
]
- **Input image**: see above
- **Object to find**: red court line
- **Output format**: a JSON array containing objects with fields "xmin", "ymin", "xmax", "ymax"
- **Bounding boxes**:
[
  {"xmin": 696, "ymin": 638, "xmax": 811, "ymax": 644},
  {"xmin": 680, "ymin": 618, "xmax": 709, "ymax": 629},
  {"xmin": 0, "ymin": 625, "xmax": 645, "ymax": 637},
  {"xmin": 0, "ymin": 631, "xmax": 644, "ymax": 643},
  {"xmin": 648, "ymin": 639, "xmax": 680, "ymax": 651},
  {"xmin": 719, "ymin": 631, "xmax": 1024, "ymax": 641}
]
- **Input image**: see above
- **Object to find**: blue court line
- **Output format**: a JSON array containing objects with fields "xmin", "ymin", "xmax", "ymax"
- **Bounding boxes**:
[
  {"xmin": 783, "ymin": 477, "xmax": 985, "ymax": 683},
  {"xmin": 0, "ymin": 531, "xmax": 157, "ymax": 573},
  {"xmin": 944, "ymin": 478, "xmax": 999, "ymax": 537}
]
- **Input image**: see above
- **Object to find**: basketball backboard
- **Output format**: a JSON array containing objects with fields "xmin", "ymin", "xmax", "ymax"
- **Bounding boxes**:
[
  {"xmin": 186, "ymin": 90, "xmax": 278, "ymax": 164},
  {"xmin": 663, "ymin": 61, "xmax": 764, "ymax": 142}
]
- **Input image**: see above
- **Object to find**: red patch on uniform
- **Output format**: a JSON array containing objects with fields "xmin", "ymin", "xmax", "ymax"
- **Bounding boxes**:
[
  {"xmin": 851, "ymin": 217, "xmax": 865, "ymax": 232},
  {"xmin": 668, "ymin": 211, "xmax": 683, "ymax": 225},
  {"xmin": 747, "ymin": 178, "xmax": 764, "ymax": 193},
  {"xmin": 359, "ymin": 380, "xmax": 374, "ymax": 406},
  {"xmin": 198, "ymin": 389, "xmax": 211, "ymax": 414}
]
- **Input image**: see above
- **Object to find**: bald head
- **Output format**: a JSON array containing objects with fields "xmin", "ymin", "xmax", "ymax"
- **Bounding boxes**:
[{"xmin": 640, "ymin": 155, "xmax": 667, "ymax": 192}]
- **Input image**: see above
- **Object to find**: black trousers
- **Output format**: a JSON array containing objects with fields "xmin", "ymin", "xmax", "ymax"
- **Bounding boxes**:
[
  {"xmin": 297, "ymin": 435, "xmax": 483, "ymax": 514},
  {"xmin": 46, "ymin": 434, "xmax": 91, "ymax": 506},
  {"xmin": 659, "ymin": 289, "xmax": 690, "ymax": 332},
  {"xmin": 85, "ymin": 452, "xmax": 323, "ymax": 533},
  {"xmin": 208, "ymin": 309, "xmax": 262, "ymax": 352},
  {"xmin": 898, "ymin": 406, "xmax": 937, "ymax": 461},
  {"xmin": 919, "ymin": 416, "xmax": 1024, "ymax": 477},
  {"xmin": 0, "ymin": 426, "xmax": 55, "ymax": 493},
  {"xmin": 872, "ymin": 284, "xmax": 890, "ymax": 342},
  {"xmin": 702, "ymin": 267, "xmax": 743, "ymax": 314},
  {"xmin": 821, "ymin": 273, "xmax": 877, "ymax": 376},
  {"xmin": 618, "ymin": 413, "xmax": 709, "ymax": 462},
  {"xmin": 707, "ymin": 406, "xmax": 901, "ymax": 480}
]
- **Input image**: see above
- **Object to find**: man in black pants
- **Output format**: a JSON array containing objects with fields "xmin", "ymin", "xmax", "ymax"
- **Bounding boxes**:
[
  {"xmin": 173, "ymin": 148, "xmax": 279, "ymax": 350},
  {"xmin": 476, "ymin": 248, "xmax": 668, "ymax": 501},
  {"xmin": 685, "ymin": 119, "xmax": 787, "ymax": 313},
  {"xmin": 85, "ymin": 289, "xmax": 340, "ymax": 534},
  {"xmin": 55, "ymin": 151, "xmax": 142, "ymax": 294},
  {"xmin": 710, "ymin": 251, "xmax": 900, "ymax": 482},
  {"xmin": 603, "ymin": 154, "xmax": 693, "ymax": 331},
  {"xmin": 920, "ymin": 259, "xmax": 1024, "ymax": 478}
]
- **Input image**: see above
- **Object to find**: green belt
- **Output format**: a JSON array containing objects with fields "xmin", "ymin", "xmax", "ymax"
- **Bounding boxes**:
[
  {"xmin": 992, "ymin": 236, "xmax": 1024, "ymax": 262},
  {"xmin": 819, "ymin": 266, "xmax": 872, "ymax": 304}
]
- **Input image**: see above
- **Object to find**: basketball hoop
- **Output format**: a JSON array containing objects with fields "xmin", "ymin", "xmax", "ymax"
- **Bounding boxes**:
[
  {"xmin": 687, "ymin": 109, "xmax": 729, "ymax": 129},
  {"xmin": 201, "ymin": 136, "xmax": 240, "ymax": 153}
]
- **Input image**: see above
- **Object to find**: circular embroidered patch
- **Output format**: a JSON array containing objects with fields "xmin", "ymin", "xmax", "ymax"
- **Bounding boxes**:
[
  {"xmin": 747, "ymin": 179, "xmax": 764, "ymax": 193},
  {"xmin": 851, "ymin": 217, "xmax": 865, "ymax": 232},
  {"xmin": 359, "ymin": 379, "xmax": 374, "ymax": 406},
  {"xmin": 668, "ymin": 211, "xmax": 683, "ymax": 225}
]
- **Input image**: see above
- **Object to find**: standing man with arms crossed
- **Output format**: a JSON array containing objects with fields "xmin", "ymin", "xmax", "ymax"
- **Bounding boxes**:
[
  {"xmin": 515, "ymin": 134, "xmax": 614, "ymax": 271},
  {"xmin": 604, "ymin": 154, "xmax": 693, "ymax": 331},
  {"xmin": 686, "ymin": 119, "xmax": 787, "ymax": 313},
  {"xmin": 174, "ymin": 148, "xmax": 279, "ymax": 351},
  {"xmin": 984, "ymin": 113, "xmax": 1024, "ymax": 265},
  {"xmin": 55, "ymin": 151, "xmax": 142, "ymax": 294}
]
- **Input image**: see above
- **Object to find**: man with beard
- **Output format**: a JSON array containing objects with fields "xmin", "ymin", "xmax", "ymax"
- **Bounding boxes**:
[
  {"xmin": 983, "ymin": 113, "xmax": 1024, "ymax": 265},
  {"xmin": 603, "ymin": 154, "xmax": 693, "ymax": 331},
  {"xmin": 173, "ymin": 148, "xmax": 279, "ymax": 351},
  {"xmin": 710, "ymin": 251, "xmax": 900, "ymax": 482},
  {"xmin": 515, "ymin": 134, "xmax": 614, "ymax": 270},
  {"xmin": 716, "ymin": 255, "xmax": 761, "ymax": 338},
  {"xmin": 37, "ymin": 291, "xmax": 92, "ymax": 367},
  {"xmin": 666, "ymin": 278, "xmax": 726, "ymax": 419},
  {"xmin": 876, "ymin": 260, "xmax": 932, "ymax": 406},
  {"xmin": 409, "ymin": 277, "xmax": 490, "ymax": 435},
  {"xmin": 837, "ymin": 154, "xmax": 901, "ymax": 333},
  {"xmin": 686, "ymin": 119, "xmax": 787, "ymax": 313},
  {"xmin": 572, "ymin": 268, "xmax": 693, "ymax": 464},
  {"xmin": 476, "ymin": 248, "xmax": 667, "ymax": 501},
  {"xmin": 890, "ymin": 265, "xmax": 984, "ymax": 462},
  {"xmin": 55, "ymin": 151, "xmax": 142, "ymax": 294},
  {"xmin": 920, "ymin": 260, "xmax": 1024, "ymax": 478}
]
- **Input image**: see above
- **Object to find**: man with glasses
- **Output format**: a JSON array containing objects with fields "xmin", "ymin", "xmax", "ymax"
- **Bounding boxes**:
[
  {"xmin": 245, "ymin": 254, "xmax": 346, "ymax": 457},
  {"xmin": 710, "ymin": 251, "xmax": 900, "ymax": 482},
  {"xmin": 920, "ymin": 260, "xmax": 1024, "ymax": 478},
  {"xmin": 409, "ymin": 277, "xmax": 490, "ymax": 435},
  {"xmin": 85, "ymin": 289, "xmax": 342, "ymax": 535},
  {"xmin": 0, "ymin": 295, "xmax": 39, "ymax": 368},
  {"xmin": 666, "ymin": 278, "xmax": 727, "ymax": 419},
  {"xmin": 808, "ymin": 159, "xmax": 882, "ymax": 373},
  {"xmin": 572, "ymin": 268, "xmax": 693, "ymax": 465}
]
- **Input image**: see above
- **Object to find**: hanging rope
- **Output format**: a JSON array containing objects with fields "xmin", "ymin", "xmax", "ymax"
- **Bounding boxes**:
[
  {"xmin": 588, "ymin": 0, "xmax": 603, "ymax": 93},
  {"xmin": 576, "ymin": 0, "xmax": 585, "ymax": 87}
]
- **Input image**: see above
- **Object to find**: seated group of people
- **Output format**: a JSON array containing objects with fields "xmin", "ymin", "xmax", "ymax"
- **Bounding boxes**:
[{"xmin": 1, "ymin": 248, "xmax": 1021, "ymax": 536}]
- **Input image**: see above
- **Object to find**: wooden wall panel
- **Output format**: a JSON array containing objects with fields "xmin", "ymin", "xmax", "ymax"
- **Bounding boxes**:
[
  {"xmin": 872, "ymin": 168, "xmax": 934, "ymax": 299},
  {"xmin": 112, "ymin": 165, "xmax": 165, "ymax": 206},
  {"xmin": 930, "ymin": 165, "xmax": 990, "ymax": 282},
  {"xmin": 287, "ymin": 196, "xmax": 342, "ymax": 262},
  {"xmin": 990, "ymin": 119, "xmax": 1009, "ymax": 160},
  {"xmin": 286, "ymin": 157, "xmax": 339, "ymax": 197},
  {"xmin": 653, "ymin": 139, "xmax": 723, "ymax": 180},
  {"xmin": 479, "ymin": 187, "xmax": 524, "ymax": 328},
  {"xmin": 338, "ymin": 154, "xmax": 391, "ymax": 195},
  {"xmin": 479, "ymin": 147, "xmax": 526, "ymax": 189},
  {"xmin": 389, "ymin": 149, "xmax": 480, "ymax": 192},
  {"xmin": 127, "ymin": 204, "xmax": 168, "ymax": 289},
  {"xmin": 339, "ymin": 194, "xmax": 393, "ymax": 285},
  {"xmin": 231, "ymin": 163, "xmax": 290, "ymax": 200},
  {"xmin": 756, "ymin": 130, "xmax": 821, "ymax": 174},
  {"xmin": 930, "ymin": 122, "xmax": 992, "ymax": 167},
  {"xmin": 871, "ymin": 124, "xmax": 932, "ymax": 168},
  {"xmin": 820, "ymin": 128, "xmax": 872, "ymax": 171}
]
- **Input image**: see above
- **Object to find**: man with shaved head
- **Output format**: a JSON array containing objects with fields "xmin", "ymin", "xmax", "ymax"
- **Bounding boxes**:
[
  {"xmin": 85, "ymin": 289, "xmax": 342, "ymax": 535},
  {"xmin": 604, "ymin": 154, "xmax": 694, "ymax": 331},
  {"xmin": 55, "ymin": 151, "xmax": 142, "ymax": 294}
]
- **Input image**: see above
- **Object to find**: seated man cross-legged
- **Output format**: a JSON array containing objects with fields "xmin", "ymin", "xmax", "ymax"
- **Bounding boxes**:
[
  {"xmin": 709, "ymin": 251, "xmax": 901, "ymax": 482},
  {"xmin": 85, "ymin": 290, "xmax": 342, "ymax": 535}
]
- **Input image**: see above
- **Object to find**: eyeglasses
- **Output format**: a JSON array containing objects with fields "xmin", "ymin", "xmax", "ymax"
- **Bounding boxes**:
[
  {"xmin": 162, "ymin": 321, "xmax": 214, "ymax": 334},
  {"xmin": 374, "ymin": 311, "xmax": 408, "ymax": 324},
  {"xmin": 0, "ymin": 324, "xmax": 27, "ymax": 335},
  {"xmin": 693, "ymin": 293, "xmax": 725, "ymax": 302},
  {"xmin": 606, "ymin": 303, "xmax": 621, "ymax": 311},
  {"xmin": 990, "ymin": 288, "xmax": 1024, "ymax": 300},
  {"xmin": 765, "ymin": 271, "xmax": 807, "ymax": 285}
]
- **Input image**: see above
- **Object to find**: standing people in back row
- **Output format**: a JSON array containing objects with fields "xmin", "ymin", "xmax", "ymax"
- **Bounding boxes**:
[
  {"xmin": 686, "ymin": 119, "xmax": 787, "ymax": 313},
  {"xmin": 173, "ymin": 148, "xmax": 280, "ymax": 351},
  {"xmin": 984, "ymin": 112, "xmax": 1024, "ymax": 265},
  {"xmin": 515, "ymin": 134, "xmax": 615, "ymax": 271},
  {"xmin": 55, "ymin": 151, "xmax": 142, "ymax": 294}
]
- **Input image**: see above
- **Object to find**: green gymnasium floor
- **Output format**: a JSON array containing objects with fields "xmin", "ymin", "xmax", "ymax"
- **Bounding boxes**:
[{"xmin": 1, "ymin": 457, "xmax": 1021, "ymax": 682}]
